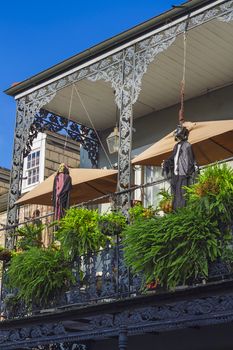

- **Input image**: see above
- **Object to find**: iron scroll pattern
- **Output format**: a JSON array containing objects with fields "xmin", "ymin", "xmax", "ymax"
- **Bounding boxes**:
[
  {"xmin": 25, "ymin": 109, "xmax": 99, "ymax": 168},
  {"xmin": 90, "ymin": 294, "xmax": 233, "ymax": 335},
  {"xmin": 33, "ymin": 343, "xmax": 86, "ymax": 350},
  {"xmin": 62, "ymin": 240, "xmax": 142, "ymax": 306},
  {"xmin": 6, "ymin": 93, "xmax": 55, "ymax": 249},
  {"xmin": 21, "ymin": 0, "xmax": 233, "ymax": 107},
  {"xmin": 7, "ymin": 0, "xmax": 233, "ymax": 236},
  {"xmin": 2, "ymin": 294, "xmax": 233, "ymax": 348}
]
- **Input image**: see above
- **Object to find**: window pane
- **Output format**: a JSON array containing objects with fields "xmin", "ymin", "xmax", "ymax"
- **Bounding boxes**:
[{"xmin": 26, "ymin": 150, "xmax": 40, "ymax": 186}]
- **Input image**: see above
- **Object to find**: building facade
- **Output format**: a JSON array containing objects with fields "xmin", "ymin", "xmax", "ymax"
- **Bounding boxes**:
[{"xmin": 1, "ymin": 0, "xmax": 233, "ymax": 349}]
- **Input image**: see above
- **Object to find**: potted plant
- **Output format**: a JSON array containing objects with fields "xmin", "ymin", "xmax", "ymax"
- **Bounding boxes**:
[
  {"xmin": 55, "ymin": 207, "xmax": 107, "ymax": 261},
  {"xmin": 128, "ymin": 203, "xmax": 157, "ymax": 222},
  {"xmin": 123, "ymin": 164, "xmax": 233, "ymax": 290},
  {"xmin": 16, "ymin": 223, "xmax": 44, "ymax": 250},
  {"xmin": 158, "ymin": 189, "xmax": 173, "ymax": 213},
  {"xmin": 98, "ymin": 211, "xmax": 127, "ymax": 236},
  {"xmin": 185, "ymin": 164, "xmax": 233, "ymax": 225},
  {"xmin": 6, "ymin": 247, "xmax": 75, "ymax": 307}
]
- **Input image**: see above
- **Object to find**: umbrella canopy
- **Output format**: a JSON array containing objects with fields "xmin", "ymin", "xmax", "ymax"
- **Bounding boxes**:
[
  {"xmin": 16, "ymin": 168, "xmax": 117, "ymax": 206},
  {"xmin": 132, "ymin": 120, "xmax": 233, "ymax": 166}
]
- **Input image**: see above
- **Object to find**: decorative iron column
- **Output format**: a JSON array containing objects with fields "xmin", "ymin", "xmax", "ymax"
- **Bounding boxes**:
[
  {"xmin": 6, "ymin": 94, "xmax": 55, "ymax": 249},
  {"xmin": 117, "ymin": 46, "xmax": 135, "ymax": 210},
  {"xmin": 118, "ymin": 326, "xmax": 128, "ymax": 350}
]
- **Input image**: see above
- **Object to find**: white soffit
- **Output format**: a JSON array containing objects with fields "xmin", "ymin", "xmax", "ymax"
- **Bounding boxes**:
[{"xmin": 44, "ymin": 18, "xmax": 233, "ymax": 130}]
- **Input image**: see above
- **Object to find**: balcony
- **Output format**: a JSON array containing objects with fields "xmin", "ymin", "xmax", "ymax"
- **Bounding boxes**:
[{"xmin": 1, "ymin": 162, "xmax": 233, "ymax": 322}]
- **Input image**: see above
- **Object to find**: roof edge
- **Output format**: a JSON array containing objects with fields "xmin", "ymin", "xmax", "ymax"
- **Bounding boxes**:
[{"xmin": 5, "ymin": 0, "xmax": 213, "ymax": 97}]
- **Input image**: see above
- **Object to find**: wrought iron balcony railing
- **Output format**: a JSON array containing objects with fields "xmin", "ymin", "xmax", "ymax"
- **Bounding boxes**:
[
  {"xmin": 1, "ymin": 157, "xmax": 233, "ymax": 319},
  {"xmin": 1, "ymin": 233, "xmax": 233, "ymax": 320}
]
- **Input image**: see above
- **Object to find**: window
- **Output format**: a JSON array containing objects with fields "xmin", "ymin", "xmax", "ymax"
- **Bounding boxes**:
[
  {"xmin": 143, "ymin": 166, "xmax": 170, "ymax": 207},
  {"xmin": 26, "ymin": 150, "xmax": 40, "ymax": 186}
]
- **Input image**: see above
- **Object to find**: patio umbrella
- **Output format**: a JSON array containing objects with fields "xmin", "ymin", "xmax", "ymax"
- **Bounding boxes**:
[
  {"xmin": 132, "ymin": 120, "xmax": 233, "ymax": 166},
  {"xmin": 16, "ymin": 168, "xmax": 117, "ymax": 206}
]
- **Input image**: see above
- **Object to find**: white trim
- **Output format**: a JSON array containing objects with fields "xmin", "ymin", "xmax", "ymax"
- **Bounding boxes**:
[
  {"xmin": 39, "ymin": 133, "xmax": 46, "ymax": 183},
  {"xmin": 15, "ymin": 0, "xmax": 225, "ymax": 100},
  {"xmin": 21, "ymin": 132, "xmax": 46, "ymax": 193}
]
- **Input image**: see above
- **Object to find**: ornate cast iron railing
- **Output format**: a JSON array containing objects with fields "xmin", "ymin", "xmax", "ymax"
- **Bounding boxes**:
[
  {"xmin": 2, "ymin": 158, "xmax": 233, "ymax": 319},
  {"xmin": 2, "ymin": 232, "xmax": 233, "ymax": 320}
]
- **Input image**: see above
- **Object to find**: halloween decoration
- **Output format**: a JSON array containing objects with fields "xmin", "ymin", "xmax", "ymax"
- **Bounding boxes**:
[
  {"xmin": 52, "ymin": 164, "xmax": 72, "ymax": 220},
  {"xmin": 162, "ymin": 125, "xmax": 197, "ymax": 210},
  {"xmin": 162, "ymin": 19, "xmax": 197, "ymax": 210},
  {"xmin": 15, "ymin": 168, "xmax": 117, "ymax": 206}
]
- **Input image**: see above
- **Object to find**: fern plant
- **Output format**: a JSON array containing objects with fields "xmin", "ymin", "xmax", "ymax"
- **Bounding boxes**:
[
  {"xmin": 123, "ymin": 164, "xmax": 233, "ymax": 290},
  {"xmin": 186, "ymin": 164, "xmax": 233, "ymax": 224},
  {"xmin": 123, "ymin": 205, "xmax": 232, "ymax": 290},
  {"xmin": 6, "ymin": 248, "xmax": 75, "ymax": 307},
  {"xmin": 128, "ymin": 203, "xmax": 157, "ymax": 222},
  {"xmin": 56, "ymin": 207, "xmax": 107, "ymax": 261},
  {"xmin": 16, "ymin": 223, "xmax": 44, "ymax": 250}
]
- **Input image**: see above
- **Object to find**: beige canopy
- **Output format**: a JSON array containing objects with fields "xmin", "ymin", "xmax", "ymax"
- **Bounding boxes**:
[
  {"xmin": 132, "ymin": 120, "xmax": 233, "ymax": 166},
  {"xmin": 16, "ymin": 168, "xmax": 117, "ymax": 206}
]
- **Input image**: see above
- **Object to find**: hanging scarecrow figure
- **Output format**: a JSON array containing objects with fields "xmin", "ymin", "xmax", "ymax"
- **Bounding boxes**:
[
  {"xmin": 162, "ymin": 124, "xmax": 197, "ymax": 210},
  {"xmin": 52, "ymin": 163, "xmax": 72, "ymax": 220}
]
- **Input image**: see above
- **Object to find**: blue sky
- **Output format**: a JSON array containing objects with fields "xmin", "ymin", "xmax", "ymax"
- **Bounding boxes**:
[{"xmin": 0, "ymin": 0, "xmax": 184, "ymax": 169}]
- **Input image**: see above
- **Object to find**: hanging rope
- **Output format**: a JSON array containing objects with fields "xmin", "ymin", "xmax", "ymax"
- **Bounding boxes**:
[
  {"xmin": 63, "ymin": 84, "xmax": 74, "ymax": 153},
  {"xmin": 178, "ymin": 16, "xmax": 190, "ymax": 125},
  {"xmin": 73, "ymin": 83, "xmax": 113, "ymax": 168}
]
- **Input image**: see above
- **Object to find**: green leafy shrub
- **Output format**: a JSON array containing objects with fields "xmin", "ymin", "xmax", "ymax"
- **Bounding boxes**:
[
  {"xmin": 123, "ymin": 205, "xmax": 232, "ymax": 289},
  {"xmin": 186, "ymin": 164, "xmax": 233, "ymax": 223},
  {"xmin": 129, "ymin": 203, "xmax": 157, "ymax": 222},
  {"xmin": 6, "ymin": 248, "xmax": 75, "ymax": 307},
  {"xmin": 158, "ymin": 189, "xmax": 173, "ymax": 213},
  {"xmin": 99, "ymin": 211, "xmax": 127, "ymax": 236},
  {"xmin": 56, "ymin": 207, "xmax": 107, "ymax": 261},
  {"xmin": 123, "ymin": 165, "xmax": 233, "ymax": 290},
  {"xmin": 16, "ymin": 223, "xmax": 44, "ymax": 250}
]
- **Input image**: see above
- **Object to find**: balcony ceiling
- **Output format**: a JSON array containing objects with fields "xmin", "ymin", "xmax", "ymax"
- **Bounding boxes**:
[{"xmin": 44, "ymin": 18, "xmax": 233, "ymax": 131}]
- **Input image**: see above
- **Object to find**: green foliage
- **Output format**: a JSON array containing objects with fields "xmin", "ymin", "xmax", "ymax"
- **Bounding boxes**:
[
  {"xmin": 56, "ymin": 207, "xmax": 107, "ymax": 261},
  {"xmin": 0, "ymin": 246, "xmax": 12, "ymax": 262},
  {"xmin": 16, "ymin": 223, "xmax": 44, "ymax": 250},
  {"xmin": 123, "ymin": 164, "xmax": 233, "ymax": 290},
  {"xmin": 123, "ymin": 206, "xmax": 227, "ymax": 289},
  {"xmin": 6, "ymin": 248, "xmax": 75, "ymax": 307},
  {"xmin": 129, "ymin": 203, "xmax": 157, "ymax": 222},
  {"xmin": 186, "ymin": 164, "xmax": 233, "ymax": 223},
  {"xmin": 158, "ymin": 189, "xmax": 173, "ymax": 213},
  {"xmin": 98, "ymin": 211, "xmax": 127, "ymax": 236}
]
